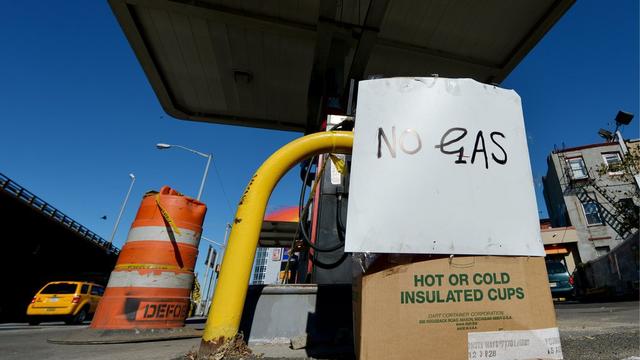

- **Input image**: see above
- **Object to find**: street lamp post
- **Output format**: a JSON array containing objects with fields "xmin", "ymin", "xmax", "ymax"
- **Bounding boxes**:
[
  {"xmin": 157, "ymin": 143, "xmax": 218, "ymax": 315},
  {"xmin": 108, "ymin": 173, "xmax": 136, "ymax": 244},
  {"xmin": 155, "ymin": 143, "xmax": 212, "ymax": 201}
]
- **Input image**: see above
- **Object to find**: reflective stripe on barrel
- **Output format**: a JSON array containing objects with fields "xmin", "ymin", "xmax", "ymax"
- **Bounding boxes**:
[
  {"xmin": 106, "ymin": 270, "xmax": 194, "ymax": 289},
  {"xmin": 126, "ymin": 226, "xmax": 200, "ymax": 245},
  {"xmin": 116, "ymin": 226, "xmax": 201, "ymax": 270}
]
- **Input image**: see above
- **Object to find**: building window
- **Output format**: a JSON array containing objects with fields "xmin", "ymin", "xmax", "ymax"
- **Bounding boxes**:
[
  {"xmin": 252, "ymin": 247, "xmax": 270, "ymax": 285},
  {"xmin": 253, "ymin": 272, "xmax": 265, "ymax": 283},
  {"xmin": 595, "ymin": 246, "xmax": 610, "ymax": 257},
  {"xmin": 602, "ymin": 152, "xmax": 623, "ymax": 174},
  {"xmin": 581, "ymin": 201, "xmax": 603, "ymax": 225},
  {"xmin": 567, "ymin": 157, "xmax": 588, "ymax": 179}
]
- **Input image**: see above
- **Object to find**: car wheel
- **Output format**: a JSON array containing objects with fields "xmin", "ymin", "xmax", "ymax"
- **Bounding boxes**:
[
  {"xmin": 28, "ymin": 317, "xmax": 40, "ymax": 326},
  {"xmin": 67, "ymin": 308, "xmax": 87, "ymax": 325}
]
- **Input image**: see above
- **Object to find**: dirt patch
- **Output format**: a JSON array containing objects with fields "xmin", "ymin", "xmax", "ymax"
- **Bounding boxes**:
[{"xmin": 560, "ymin": 330, "xmax": 640, "ymax": 360}]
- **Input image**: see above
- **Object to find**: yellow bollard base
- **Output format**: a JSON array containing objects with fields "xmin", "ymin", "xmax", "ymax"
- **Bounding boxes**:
[
  {"xmin": 197, "ymin": 334, "xmax": 256, "ymax": 359},
  {"xmin": 197, "ymin": 338, "xmax": 223, "ymax": 358}
]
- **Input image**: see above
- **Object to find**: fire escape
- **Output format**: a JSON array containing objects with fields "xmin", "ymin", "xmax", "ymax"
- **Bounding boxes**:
[{"xmin": 558, "ymin": 152, "xmax": 639, "ymax": 240}]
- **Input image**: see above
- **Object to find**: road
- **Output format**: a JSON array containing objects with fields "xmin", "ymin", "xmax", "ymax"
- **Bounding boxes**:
[
  {"xmin": 0, "ymin": 302, "xmax": 637, "ymax": 359},
  {"xmin": 555, "ymin": 301, "xmax": 639, "ymax": 360},
  {"xmin": 0, "ymin": 322, "xmax": 200, "ymax": 360}
]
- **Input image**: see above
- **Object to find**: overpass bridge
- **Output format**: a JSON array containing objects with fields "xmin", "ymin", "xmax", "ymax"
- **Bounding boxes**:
[{"xmin": 0, "ymin": 173, "xmax": 119, "ymax": 322}]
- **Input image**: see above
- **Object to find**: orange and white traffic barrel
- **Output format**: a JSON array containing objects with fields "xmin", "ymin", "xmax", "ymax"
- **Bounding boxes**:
[{"xmin": 91, "ymin": 186, "xmax": 207, "ymax": 329}]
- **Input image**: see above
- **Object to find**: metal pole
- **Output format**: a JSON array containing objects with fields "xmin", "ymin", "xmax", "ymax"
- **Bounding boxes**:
[
  {"xmin": 199, "ymin": 245, "xmax": 213, "ymax": 315},
  {"xmin": 108, "ymin": 174, "xmax": 135, "ymax": 244},
  {"xmin": 209, "ymin": 223, "xmax": 231, "ymax": 302},
  {"xmin": 199, "ymin": 131, "xmax": 353, "ymax": 354},
  {"xmin": 616, "ymin": 130, "xmax": 629, "ymax": 155},
  {"xmin": 156, "ymin": 144, "xmax": 211, "ymax": 200},
  {"xmin": 200, "ymin": 234, "xmax": 227, "ymax": 314},
  {"xmin": 204, "ymin": 250, "xmax": 218, "ymax": 314},
  {"xmin": 197, "ymin": 154, "xmax": 212, "ymax": 201}
]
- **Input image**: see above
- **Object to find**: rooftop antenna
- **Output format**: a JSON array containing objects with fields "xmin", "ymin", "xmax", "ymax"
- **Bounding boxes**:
[
  {"xmin": 597, "ymin": 110, "xmax": 634, "ymax": 144},
  {"xmin": 598, "ymin": 128, "xmax": 614, "ymax": 142},
  {"xmin": 614, "ymin": 111, "xmax": 634, "ymax": 134},
  {"xmin": 612, "ymin": 110, "xmax": 634, "ymax": 155}
]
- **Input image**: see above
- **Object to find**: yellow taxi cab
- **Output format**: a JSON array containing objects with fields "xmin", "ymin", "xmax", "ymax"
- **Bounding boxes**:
[{"xmin": 26, "ymin": 281, "xmax": 105, "ymax": 325}]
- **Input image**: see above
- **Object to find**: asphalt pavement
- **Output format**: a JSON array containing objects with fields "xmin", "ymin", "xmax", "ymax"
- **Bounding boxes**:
[
  {"xmin": 555, "ymin": 301, "xmax": 639, "ymax": 360},
  {"xmin": 0, "ymin": 301, "xmax": 637, "ymax": 359},
  {"xmin": 0, "ymin": 322, "xmax": 201, "ymax": 360}
]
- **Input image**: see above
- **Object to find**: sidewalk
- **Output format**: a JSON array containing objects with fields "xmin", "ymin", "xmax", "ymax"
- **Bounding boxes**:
[{"xmin": 1, "ymin": 302, "xmax": 638, "ymax": 360}]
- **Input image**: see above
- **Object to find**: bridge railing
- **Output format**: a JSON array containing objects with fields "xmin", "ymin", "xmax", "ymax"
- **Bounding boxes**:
[{"xmin": 0, "ymin": 173, "xmax": 120, "ymax": 255}]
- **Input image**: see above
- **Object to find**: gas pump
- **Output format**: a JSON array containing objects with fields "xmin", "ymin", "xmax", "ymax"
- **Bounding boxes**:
[{"xmin": 297, "ymin": 115, "xmax": 354, "ymax": 285}]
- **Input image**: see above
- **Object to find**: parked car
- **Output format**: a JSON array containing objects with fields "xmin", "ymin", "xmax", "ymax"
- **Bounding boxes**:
[
  {"xmin": 546, "ymin": 261, "xmax": 574, "ymax": 299},
  {"xmin": 26, "ymin": 281, "xmax": 105, "ymax": 325}
]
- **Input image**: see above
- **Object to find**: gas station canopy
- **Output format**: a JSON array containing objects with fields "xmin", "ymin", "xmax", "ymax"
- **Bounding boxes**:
[{"xmin": 109, "ymin": 0, "xmax": 574, "ymax": 132}]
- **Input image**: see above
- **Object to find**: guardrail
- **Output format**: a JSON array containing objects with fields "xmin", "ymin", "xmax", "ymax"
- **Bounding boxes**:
[{"xmin": 0, "ymin": 173, "xmax": 120, "ymax": 255}]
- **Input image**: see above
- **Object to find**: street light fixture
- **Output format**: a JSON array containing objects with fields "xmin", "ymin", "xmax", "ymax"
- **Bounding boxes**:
[
  {"xmin": 201, "ymin": 236, "xmax": 225, "ymax": 248},
  {"xmin": 108, "ymin": 173, "xmax": 136, "ymax": 244},
  {"xmin": 155, "ymin": 143, "xmax": 212, "ymax": 201}
]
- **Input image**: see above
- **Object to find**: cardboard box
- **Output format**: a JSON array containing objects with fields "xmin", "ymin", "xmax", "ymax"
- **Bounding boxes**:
[{"xmin": 353, "ymin": 255, "xmax": 563, "ymax": 360}]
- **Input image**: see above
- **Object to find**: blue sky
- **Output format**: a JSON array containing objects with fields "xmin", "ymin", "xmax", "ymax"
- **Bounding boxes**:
[
  {"xmin": 0, "ymin": 1, "xmax": 638, "ymax": 282},
  {"xmin": 502, "ymin": 0, "xmax": 639, "ymax": 213}
]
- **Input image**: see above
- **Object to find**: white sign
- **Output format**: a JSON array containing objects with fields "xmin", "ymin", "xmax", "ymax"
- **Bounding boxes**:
[
  {"xmin": 467, "ymin": 327, "xmax": 563, "ymax": 360},
  {"xmin": 271, "ymin": 248, "xmax": 282, "ymax": 261},
  {"xmin": 344, "ymin": 77, "xmax": 544, "ymax": 256}
]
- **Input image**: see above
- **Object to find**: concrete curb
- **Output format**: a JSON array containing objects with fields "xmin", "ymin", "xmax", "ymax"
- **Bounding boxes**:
[{"xmin": 47, "ymin": 327, "xmax": 203, "ymax": 345}]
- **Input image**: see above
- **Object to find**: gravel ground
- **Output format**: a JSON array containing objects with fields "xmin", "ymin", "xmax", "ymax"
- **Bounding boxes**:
[
  {"xmin": 560, "ymin": 330, "xmax": 639, "ymax": 360},
  {"xmin": 554, "ymin": 301, "xmax": 639, "ymax": 360}
]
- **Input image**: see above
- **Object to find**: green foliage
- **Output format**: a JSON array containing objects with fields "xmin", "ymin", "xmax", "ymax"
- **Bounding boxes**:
[
  {"xmin": 589, "ymin": 146, "xmax": 640, "ymax": 235},
  {"xmin": 596, "ymin": 147, "xmax": 640, "ymax": 178}
]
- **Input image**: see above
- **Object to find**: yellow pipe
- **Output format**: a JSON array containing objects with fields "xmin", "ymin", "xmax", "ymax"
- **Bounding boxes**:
[{"xmin": 200, "ymin": 131, "xmax": 354, "ymax": 352}]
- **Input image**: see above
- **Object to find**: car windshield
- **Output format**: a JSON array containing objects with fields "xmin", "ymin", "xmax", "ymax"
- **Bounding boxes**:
[
  {"xmin": 546, "ymin": 262, "xmax": 567, "ymax": 274},
  {"xmin": 40, "ymin": 283, "xmax": 78, "ymax": 294}
]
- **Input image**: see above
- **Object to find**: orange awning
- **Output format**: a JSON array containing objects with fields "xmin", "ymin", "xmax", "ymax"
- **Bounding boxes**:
[{"xmin": 264, "ymin": 206, "xmax": 299, "ymax": 222}]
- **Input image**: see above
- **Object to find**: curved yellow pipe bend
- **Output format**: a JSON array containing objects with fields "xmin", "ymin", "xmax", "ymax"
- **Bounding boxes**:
[{"xmin": 201, "ymin": 131, "xmax": 354, "ymax": 347}]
